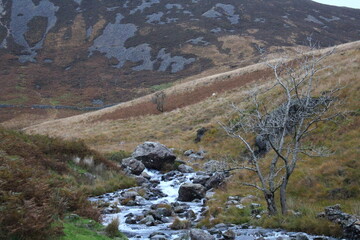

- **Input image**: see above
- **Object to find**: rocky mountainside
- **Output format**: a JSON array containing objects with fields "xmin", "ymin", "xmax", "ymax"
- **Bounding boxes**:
[{"xmin": 0, "ymin": 0, "xmax": 359, "ymax": 120}]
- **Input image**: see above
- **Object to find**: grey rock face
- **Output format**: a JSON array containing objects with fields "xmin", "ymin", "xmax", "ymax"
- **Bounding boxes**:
[
  {"xmin": 122, "ymin": 157, "xmax": 145, "ymax": 175},
  {"xmin": 132, "ymin": 142, "xmax": 176, "ymax": 170},
  {"xmin": 190, "ymin": 228, "xmax": 215, "ymax": 240},
  {"xmin": 178, "ymin": 183, "xmax": 206, "ymax": 202},
  {"xmin": 178, "ymin": 164, "xmax": 194, "ymax": 173},
  {"xmin": 320, "ymin": 204, "xmax": 360, "ymax": 239}
]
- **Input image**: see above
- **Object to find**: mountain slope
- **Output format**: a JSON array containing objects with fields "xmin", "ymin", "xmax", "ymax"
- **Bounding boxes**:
[
  {"xmin": 23, "ymin": 41, "xmax": 360, "ymax": 231},
  {"xmin": 0, "ymin": 0, "xmax": 360, "ymax": 125},
  {"xmin": 23, "ymin": 40, "xmax": 360, "ymax": 151}
]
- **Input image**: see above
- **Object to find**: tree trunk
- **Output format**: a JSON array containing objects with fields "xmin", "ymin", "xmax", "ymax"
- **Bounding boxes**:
[
  {"xmin": 264, "ymin": 192, "xmax": 277, "ymax": 215},
  {"xmin": 280, "ymin": 178, "xmax": 288, "ymax": 215}
]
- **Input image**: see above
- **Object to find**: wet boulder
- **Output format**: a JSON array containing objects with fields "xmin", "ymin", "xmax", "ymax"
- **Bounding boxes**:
[
  {"xmin": 132, "ymin": 142, "xmax": 176, "ymax": 170},
  {"xmin": 173, "ymin": 202, "xmax": 190, "ymax": 214},
  {"xmin": 148, "ymin": 208, "xmax": 173, "ymax": 220},
  {"xmin": 125, "ymin": 214, "xmax": 137, "ymax": 224},
  {"xmin": 178, "ymin": 164, "xmax": 194, "ymax": 173},
  {"xmin": 121, "ymin": 191, "xmax": 139, "ymax": 199},
  {"xmin": 139, "ymin": 215, "xmax": 156, "ymax": 226},
  {"xmin": 178, "ymin": 183, "xmax": 206, "ymax": 202},
  {"xmin": 134, "ymin": 176, "xmax": 149, "ymax": 186},
  {"xmin": 121, "ymin": 157, "xmax": 145, "ymax": 175},
  {"xmin": 190, "ymin": 229, "xmax": 215, "ymax": 240},
  {"xmin": 150, "ymin": 232, "xmax": 168, "ymax": 240}
]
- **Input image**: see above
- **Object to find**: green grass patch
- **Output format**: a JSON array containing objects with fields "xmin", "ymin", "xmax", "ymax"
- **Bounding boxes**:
[
  {"xmin": 150, "ymin": 82, "xmax": 173, "ymax": 91},
  {"xmin": 0, "ymin": 95, "xmax": 29, "ymax": 104},
  {"xmin": 59, "ymin": 216, "xmax": 127, "ymax": 240},
  {"xmin": 255, "ymin": 213, "xmax": 342, "ymax": 237}
]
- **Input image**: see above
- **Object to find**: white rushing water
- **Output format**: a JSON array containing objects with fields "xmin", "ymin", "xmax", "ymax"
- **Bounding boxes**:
[
  {"xmin": 89, "ymin": 169, "xmax": 339, "ymax": 240},
  {"xmin": 89, "ymin": 170, "xmax": 203, "ymax": 239}
]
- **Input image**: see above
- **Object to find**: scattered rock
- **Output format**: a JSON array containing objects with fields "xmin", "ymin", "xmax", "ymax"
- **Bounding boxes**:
[
  {"xmin": 132, "ymin": 142, "xmax": 176, "ymax": 170},
  {"xmin": 192, "ymin": 173, "xmax": 211, "ymax": 185},
  {"xmin": 152, "ymin": 208, "xmax": 173, "ymax": 220},
  {"xmin": 190, "ymin": 228, "xmax": 215, "ymax": 240},
  {"xmin": 141, "ymin": 171, "xmax": 151, "ymax": 179},
  {"xmin": 139, "ymin": 215, "xmax": 155, "ymax": 226},
  {"xmin": 186, "ymin": 209, "xmax": 196, "ymax": 220},
  {"xmin": 178, "ymin": 164, "xmax": 194, "ymax": 173},
  {"xmin": 135, "ymin": 176, "xmax": 149, "ymax": 186},
  {"xmin": 189, "ymin": 152, "xmax": 205, "ymax": 161},
  {"xmin": 239, "ymin": 195, "xmax": 260, "ymax": 204},
  {"xmin": 223, "ymin": 229, "xmax": 236, "ymax": 240},
  {"xmin": 150, "ymin": 232, "xmax": 168, "ymax": 240},
  {"xmin": 121, "ymin": 157, "xmax": 145, "ymax": 175},
  {"xmin": 121, "ymin": 191, "xmax": 139, "ymax": 199},
  {"xmin": 204, "ymin": 171, "xmax": 227, "ymax": 190},
  {"xmin": 295, "ymin": 233, "xmax": 310, "ymax": 240},
  {"xmin": 178, "ymin": 183, "xmax": 206, "ymax": 202},
  {"xmin": 184, "ymin": 149, "xmax": 195, "ymax": 156},
  {"xmin": 203, "ymin": 160, "xmax": 227, "ymax": 172}
]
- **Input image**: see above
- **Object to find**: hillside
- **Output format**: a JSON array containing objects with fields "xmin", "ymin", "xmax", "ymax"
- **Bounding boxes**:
[
  {"xmin": 23, "ymin": 40, "xmax": 360, "ymax": 152},
  {"xmin": 22, "ymin": 41, "xmax": 360, "ymax": 235},
  {"xmin": 1, "ymin": 0, "xmax": 360, "ymax": 125},
  {"xmin": 0, "ymin": 127, "xmax": 134, "ymax": 239}
]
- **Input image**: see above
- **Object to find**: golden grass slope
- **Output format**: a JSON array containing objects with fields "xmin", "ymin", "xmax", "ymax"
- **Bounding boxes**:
[
  {"xmin": 23, "ymin": 40, "xmax": 360, "ymax": 153},
  {"xmin": 20, "ymin": 40, "xmax": 360, "ymax": 236}
]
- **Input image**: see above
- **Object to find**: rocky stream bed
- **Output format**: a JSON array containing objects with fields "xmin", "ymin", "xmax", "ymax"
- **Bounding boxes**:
[{"xmin": 88, "ymin": 142, "xmax": 354, "ymax": 240}]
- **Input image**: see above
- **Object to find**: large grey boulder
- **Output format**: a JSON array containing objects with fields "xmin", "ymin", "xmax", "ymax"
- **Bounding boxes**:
[
  {"xmin": 178, "ymin": 183, "xmax": 206, "ymax": 202},
  {"xmin": 190, "ymin": 229, "xmax": 215, "ymax": 240},
  {"xmin": 132, "ymin": 142, "xmax": 176, "ymax": 170},
  {"xmin": 122, "ymin": 157, "xmax": 145, "ymax": 175}
]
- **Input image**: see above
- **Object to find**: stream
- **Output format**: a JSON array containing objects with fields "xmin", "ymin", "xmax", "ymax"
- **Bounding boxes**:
[{"xmin": 89, "ymin": 169, "xmax": 338, "ymax": 240}]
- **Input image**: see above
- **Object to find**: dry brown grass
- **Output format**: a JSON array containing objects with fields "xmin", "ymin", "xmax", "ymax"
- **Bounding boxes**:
[{"xmin": 23, "ymin": 41, "xmax": 360, "ymax": 155}]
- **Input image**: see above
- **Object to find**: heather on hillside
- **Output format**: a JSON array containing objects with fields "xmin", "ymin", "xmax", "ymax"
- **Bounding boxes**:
[{"xmin": 0, "ymin": 128, "xmax": 134, "ymax": 239}]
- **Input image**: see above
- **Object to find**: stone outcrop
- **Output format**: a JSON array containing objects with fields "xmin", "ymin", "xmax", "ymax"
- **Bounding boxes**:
[
  {"xmin": 318, "ymin": 204, "xmax": 360, "ymax": 239},
  {"xmin": 132, "ymin": 142, "xmax": 176, "ymax": 170},
  {"xmin": 178, "ymin": 183, "xmax": 206, "ymax": 202}
]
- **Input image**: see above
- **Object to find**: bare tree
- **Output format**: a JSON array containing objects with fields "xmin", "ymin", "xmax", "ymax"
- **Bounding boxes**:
[
  {"xmin": 151, "ymin": 91, "xmax": 166, "ymax": 112},
  {"xmin": 220, "ymin": 42, "xmax": 342, "ymax": 215}
]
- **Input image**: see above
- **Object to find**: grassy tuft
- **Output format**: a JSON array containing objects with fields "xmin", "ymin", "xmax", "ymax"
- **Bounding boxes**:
[{"xmin": 170, "ymin": 218, "xmax": 191, "ymax": 230}]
